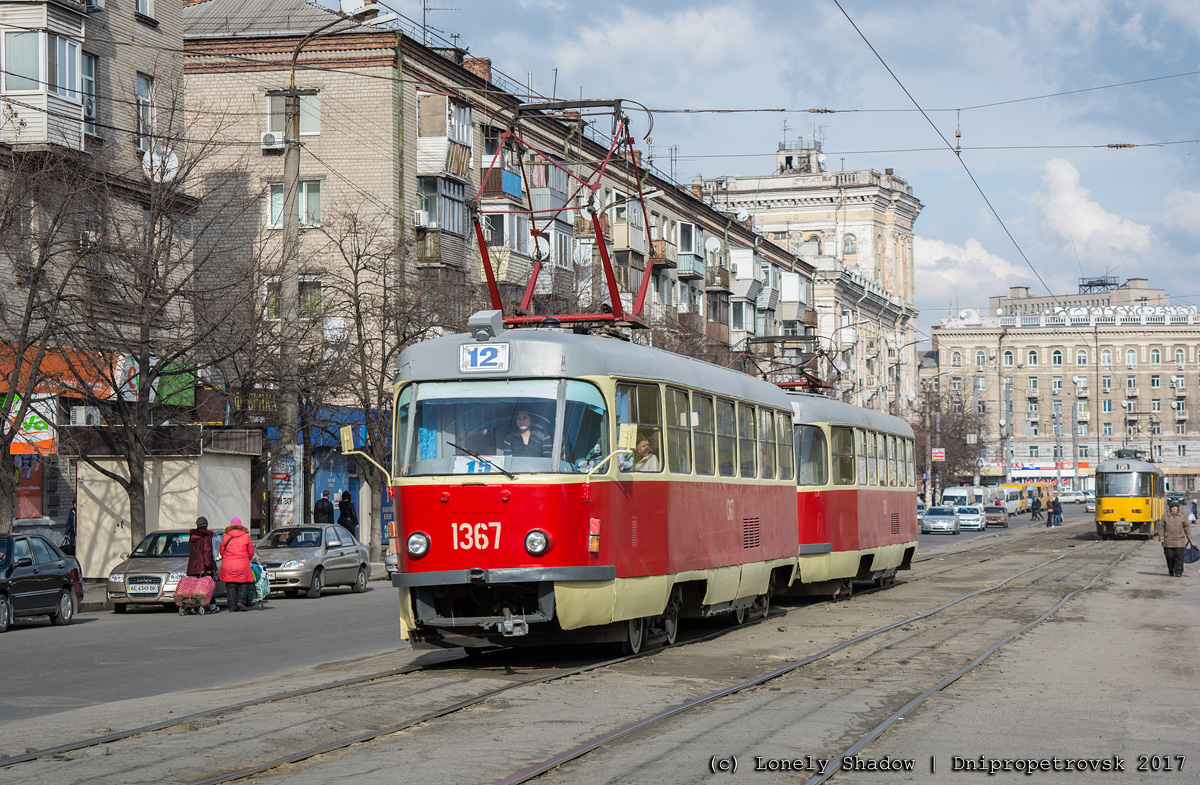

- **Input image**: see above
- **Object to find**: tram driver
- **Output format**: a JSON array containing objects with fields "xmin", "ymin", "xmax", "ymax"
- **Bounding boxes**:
[
  {"xmin": 619, "ymin": 431, "xmax": 661, "ymax": 472},
  {"xmin": 502, "ymin": 409, "xmax": 552, "ymax": 458}
]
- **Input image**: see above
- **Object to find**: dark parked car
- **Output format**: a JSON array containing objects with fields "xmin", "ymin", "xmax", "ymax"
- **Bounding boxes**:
[{"xmin": 1, "ymin": 533, "xmax": 85, "ymax": 632}]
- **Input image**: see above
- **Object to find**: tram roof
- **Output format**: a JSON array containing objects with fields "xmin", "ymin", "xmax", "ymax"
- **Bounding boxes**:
[
  {"xmin": 1094, "ymin": 458, "xmax": 1163, "ymax": 474},
  {"xmin": 396, "ymin": 326, "xmax": 794, "ymax": 406},
  {"xmin": 785, "ymin": 391, "xmax": 914, "ymax": 436}
]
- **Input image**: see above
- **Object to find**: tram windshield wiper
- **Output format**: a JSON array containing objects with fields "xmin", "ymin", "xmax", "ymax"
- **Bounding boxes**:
[{"xmin": 447, "ymin": 441, "xmax": 516, "ymax": 480}]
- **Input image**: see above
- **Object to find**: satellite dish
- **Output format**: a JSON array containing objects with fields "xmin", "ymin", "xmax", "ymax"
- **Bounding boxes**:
[
  {"xmin": 533, "ymin": 234, "xmax": 550, "ymax": 259},
  {"xmin": 703, "ymin": 236, "xmax": 722, "ymax": 253},
  {"xmin": 736, "ymin": 209, "xmax": 750, "ymax": 222},
  {"xmin": 906, "ymin": 392, "xmax": 916, "ymax": 403},
  {"xmin": 143, "ymin": 145, "xmax": 179, "ymax": 183}
]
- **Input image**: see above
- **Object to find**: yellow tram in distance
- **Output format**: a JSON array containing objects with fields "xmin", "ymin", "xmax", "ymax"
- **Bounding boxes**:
[{"xmin": 1093, "ymin": 458, "xmax": 1165, "ymax": 539}]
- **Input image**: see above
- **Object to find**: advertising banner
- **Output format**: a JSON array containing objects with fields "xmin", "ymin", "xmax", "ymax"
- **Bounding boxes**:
[
  {"xmin": 6, "ymin": 394, "xmax": 57, "ymax": 454},
  {"xmin": 271, "ymin": 445, "xmax": 302, "ymax": 529}
]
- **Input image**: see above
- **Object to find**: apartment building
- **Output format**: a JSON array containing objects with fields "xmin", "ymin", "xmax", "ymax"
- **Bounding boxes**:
[
  {"xmin": 695, "ymin": 137, "xmax": 921, "ymax": 411},
  {"xmin": 927, "ymin": 278, "xmax": 1200, "ymax": 491}
]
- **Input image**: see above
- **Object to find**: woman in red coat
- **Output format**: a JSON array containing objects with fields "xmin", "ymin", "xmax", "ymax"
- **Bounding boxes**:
[{"xmin": 219, "ymin": 518, "xmax": 255, "ymax": 611}]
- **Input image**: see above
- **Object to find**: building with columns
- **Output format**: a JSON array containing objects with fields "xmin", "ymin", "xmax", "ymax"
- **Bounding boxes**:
[
  {"xmin": 927, "ymin": 278, "xmax": 1200, "ymax": 492},
  {"xmin": 695, "ymin": 137, "xmax": 922, "ymax": 411}
]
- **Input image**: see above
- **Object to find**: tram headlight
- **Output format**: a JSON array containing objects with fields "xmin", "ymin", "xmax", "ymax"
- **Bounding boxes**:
[
  {"xmin": 524, "ymin": 529, "xmax": 551, "ymax": 556},
  {"xmin": 406, "ymin": 532, "xmax": 430, "ymax": 558}
]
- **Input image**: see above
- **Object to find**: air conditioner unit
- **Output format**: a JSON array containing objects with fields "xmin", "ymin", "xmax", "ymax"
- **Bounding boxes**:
[
  {"xmin": 70, "ymin": 406, "xmax": 100, "ymax": 426},
  {"xmin": 83, "ymin": 97, "xmax": 96, "ymax": 121},
  {"xmin": 1177, "ymin": 363, "xmax": 1185, "ymax": 370},
  {"xmin": 413, "ymin": 209, "xmax": 429, "ymax": 228},
  {"xmin": 260, "ymin": 131, "xmax": 284, "ymax": 151}
]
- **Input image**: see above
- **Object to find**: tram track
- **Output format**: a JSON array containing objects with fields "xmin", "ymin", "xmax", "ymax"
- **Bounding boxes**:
[{"xmin": 2, "ymin": 525, "xmax": 1107, "ymax": 785}]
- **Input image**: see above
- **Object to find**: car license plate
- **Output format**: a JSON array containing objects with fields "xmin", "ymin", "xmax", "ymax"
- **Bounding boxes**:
[
  {"xmin": 127, "ymin": 583, "xmax": 158, "ymax": 594},
  {"xmin": 266, "ymin": 571, "xmax": 276, "ymax": 580}
]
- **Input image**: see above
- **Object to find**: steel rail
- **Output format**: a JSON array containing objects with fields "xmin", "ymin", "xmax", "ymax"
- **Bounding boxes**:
[
  {"xmin": 492, "ymin": 545, "xmax": 1103, "ymax": 785},
  {"xmin": 802, "ymin": 552, "xmax": 1127, "ymax": 785}
]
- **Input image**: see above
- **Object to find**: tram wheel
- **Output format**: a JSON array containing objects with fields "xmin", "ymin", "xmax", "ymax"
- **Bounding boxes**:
[
  {"xmin": 622, "ymin": 617, "xmax": 645, "ymax": 655},
  {"xmin": 727, "ymin": 605, "xmax": 746, "ymax": 627},
  {"xmin": 663, "ymin": 598, "xmax": 681, "ymax": 646}
]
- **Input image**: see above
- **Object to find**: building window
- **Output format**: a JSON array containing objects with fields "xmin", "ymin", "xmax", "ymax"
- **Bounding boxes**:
[
  {"xmin": 269, "ymin": 180, "xmax": 322, "ymax": 228},
  {"xmin": 1177, "ymin": 423, "xmax": 1186, "ymax": 435},
  {"xmin": 1003, "ymin": 350, "xmax": 1013, "ymax": 366},
  {"xmin": 1080, "ymin": 443, "xmax": 1088, "ymax": 454},
  {"xmin": 265, "ymin": 278, "xmax": 322, "ymax": 320},
  {"xmin": 137, "ymin": 0, "xmax": 154, "ymax": 16},
  {"xmin": 1103, "ymin": 422, "xmax": 1112, "ymax": 436},
  {"xmin": 678, "ymin": 223, "xmax": 697, "ymax": 255},
  {"xmin": 267, "ymin": 93, "xmax": 321, "ymax": 136},
  {"xmin": 1151, "ymin": 421, "xmax": 1161, "ymax": 435},
  {"xmin": 1053, "ymin": 400, "xmax": 1063, "ymax": 416},
  {"xmin": 1029, "ymin": 376, "xmax": 1038, "ymax": 389},
  {"xmin": 1030, "ymin": 422, "xmax": 1039, "ymax": 437},
  {"xmin": 418, "ymin": 177, "xmax": 467, "ymax": 236},
  {"xmin": 1152, "ymin": 399, "xmax": 1161, "ymax": 412},
  {"xmin": 1126, "ymin": 348, "xmax": 1136, "ymax": 366},
  {"xmin": 1076, "ymin": 349, "xmax": 1087, "ymax": 366},
  {"xmin": 136, "ymin": 72, "xmax": 155, "ymax": 152},
  {"xmin": 1127, "ymin": 375, "xmax": 1136, "ymax": 390},
  {"xmin": 1053, "ymin": 445, "xmax": 1062, "ymax": 458},
  {"xmin": 1176, "ymin": 348, "xmax": 1185, "ymax": 365},
  {"xmin": 731, "ymin": 301, "xmax": 744, "ymax": 331},
  {"xmin": 1151, "ymin": 348, "xmax": 1161, "ymax": 364},
  {"xmin": 47, "ymin": 34, "xmax": 80, "ymax": 99},
  {"xmin": 1151, "ymin": 375, "xmax": 1161, "ymax": 388},
  {"xmin": 1102, "ymin": 375, "xmax": 1112, "ymax": 391},
  {"xmin": 975, "ymin": 351, "xmax": 986, "ymax": 368},
  {"xmin": 1028, "ymin": 350, "xmax": 1038, "ymax": 366},
  {"xmin": 1052, "ymin": 349, "xmax": 1063, "ymax": 365},
  {"xmin": 1029, "ymin": 445, "xmax": 1039, "ymax": 457},
  {"xmin": 4, "ymin": 31, "xmax": 40, "ymax": 92},
  {"xmin": 1180, "ymin": 445, "xmax": 1188, "ymax": 457},
  {"xmin": 1100, "ymin": 349, "xmax": 1111, "ymax": 365},
  {"xmin": 843, "ymin": 234, "xmax": 856, "ymax": 254},
  {"xmin": 1078, "ymin": 400, "xmax": 1088, "ymax": 413},
  {"xmin": 1102, "ymin": 399, "xmax": 1112, "ymax": 413},
  {"xmin": 1029, "ymin": 401, "xmax": 1039, "ymax": 414},
  {"xmin": 951, "ymin": 351, "xmax": 962, "ymax": 367},
  {"xmin": 1052, "ymin": 376, "xmax": 1062, "ymax": 392},
  {"xmin": 951, "ymin": 377, "xmax": 963, "ymax": 392},
  {"xmin": 82, "ymin": 53, "xmax": 96, "ymax": 135},
  {"xmin": 707, "ymin": 292, "xmax": 729, "ymax": 325}
]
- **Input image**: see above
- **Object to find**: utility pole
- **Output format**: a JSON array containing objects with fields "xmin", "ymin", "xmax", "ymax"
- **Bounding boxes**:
[
  {"xmin": 1003, "ymin": 380, "xmax": 1012, "ymax": 484},
  {"xmin": 1071, "ymin": 402, "xmax": 1079, "ymax": 492},
  {"xmin": 1054, "ymin": 409, "xmax": 1063, "ymax": 491}
]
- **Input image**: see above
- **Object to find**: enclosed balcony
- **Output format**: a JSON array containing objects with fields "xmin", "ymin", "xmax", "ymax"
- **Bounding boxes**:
[
  {"xmin": 676, "ymin": 253, "xmax": 704, "ymax": 280},
  {"xmin": 0, "ymin": 5, "xmax": 89, "ymax": 151},
  {"xmin": 481, "ymin": 167, "xmax": 523, "ymax": 202}
]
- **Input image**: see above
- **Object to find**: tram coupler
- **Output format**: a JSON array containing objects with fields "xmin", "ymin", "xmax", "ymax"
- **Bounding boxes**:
[{"xmin": 498, "ymin": 608, "xmax": 529, "ymax": 637}]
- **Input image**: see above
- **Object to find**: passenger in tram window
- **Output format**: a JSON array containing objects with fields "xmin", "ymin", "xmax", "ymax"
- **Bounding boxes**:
[
  {"xmin": 620, "ymin": 431, "xmax": 661, "ymax": 472},
  {"xmin": 502, "ymin": 410, "xmax": 551, "ymax": 458}
]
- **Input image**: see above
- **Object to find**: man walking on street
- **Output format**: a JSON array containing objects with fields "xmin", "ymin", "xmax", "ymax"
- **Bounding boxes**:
[
  {"xmin": 1159, "ymin": 500, "xmax": 1193, "ymax": 578},
  {"xmin": 314, "ymin": 490, "xmax": 335, "ymax": 524}
]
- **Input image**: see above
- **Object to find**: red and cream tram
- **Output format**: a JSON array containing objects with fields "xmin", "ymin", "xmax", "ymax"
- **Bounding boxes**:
[{"xmin": 387, "ymin": 312, "xmax": 918, "ymax": 652}]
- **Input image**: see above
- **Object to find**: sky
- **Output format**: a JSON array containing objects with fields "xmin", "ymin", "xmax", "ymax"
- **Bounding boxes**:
[{"xmin": 333, "ymin": 0, "xmax": 1200, "ymax": 342}]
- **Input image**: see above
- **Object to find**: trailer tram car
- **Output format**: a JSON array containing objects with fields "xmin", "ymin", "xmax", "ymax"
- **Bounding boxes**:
[
  {"xmin": 388, "ymin": 314, "xmax": 918, "ymax": 653},
  {"xmin": 1093, "ymin": 459, "xmax": 1165, "ymax": 539}
]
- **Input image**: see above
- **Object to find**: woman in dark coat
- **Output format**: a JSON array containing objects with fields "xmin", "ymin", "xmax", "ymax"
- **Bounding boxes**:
[
  {"xmin": 338, "ymin": 491, "xmax": 359, "ymax": 539},
  {"xmin": 186, "ymin": 517, "xmax": 216, "ymax": 578}
]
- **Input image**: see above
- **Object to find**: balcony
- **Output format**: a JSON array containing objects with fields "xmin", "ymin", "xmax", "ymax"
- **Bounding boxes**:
[
  {"xmin": 1126, "ymin": 387, "xmax": 1139, "ymax": 398},
  {"xmin": 650, "ymin": 238, "xmax": 678, "ymax": 268},
  {"xmin": 1076, "ymin": 388, "xmax": 1089, "ymax": 398},
  {"xmin": 1026, "ymin": 389, "xmax": 1040, "ymax": 400},
  {"xmin": 574, "ymin": 213, "xmax": 611, "ymax": 239},
  {"xmin": 1174, "ymin": 386, "xmax": 1188, "ymax": 398},
  {"xmin": 677, "ymin": 253, "xmax": 704, "ymax": 280},
  {"xmin": 481, "ymin": 167, "xmax": 523, "ymax": 201},
  {"xmin": 612, "ymin": 215, "xmax": 646, "ymax": 254},
  {"xmin": 1176, "ymin": 408, "xmax": 1188, "ymax": 421},
  {"xmin": 415, "ymin": 229, "xmax": 442, "ymax": 265},
  {"xmin": 705, "ymin": 265, "xmax": 731, "ymax": 291}
]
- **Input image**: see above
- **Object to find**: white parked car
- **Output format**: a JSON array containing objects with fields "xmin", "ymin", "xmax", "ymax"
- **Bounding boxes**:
[
  {"xmin": 1058, "ymin": 490, "xmax": 1086, "ymax": 504},
  {"xmin": 956, "ymin": 506, "xmax": 987, "ymax": 531}
]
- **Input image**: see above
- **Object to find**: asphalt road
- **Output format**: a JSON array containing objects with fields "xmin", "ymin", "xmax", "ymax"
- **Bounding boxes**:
[
  {"xmin": 0, "ymin": 583, "xmax": 408, "ymax": 723},
  {"xmin": 918, "ymin": 501, "xmax": 1090, "ymax": 548}
]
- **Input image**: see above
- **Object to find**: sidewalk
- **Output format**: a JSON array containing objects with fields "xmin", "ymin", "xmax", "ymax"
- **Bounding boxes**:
[{"xmin": 80, "ymin": 562, "xmax": 392, "ymax": 613}]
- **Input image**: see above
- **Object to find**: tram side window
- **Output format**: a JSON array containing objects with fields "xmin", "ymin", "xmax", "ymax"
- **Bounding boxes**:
[
  {"xmin": 393, "ymin": 385, "xmax": 412, "ymax": 476},
  {"xmin": 797, "ymin": 425, "xmax": 827, "ymax": 486},
  {"xmin": 831, "ymin": 426, "xmax": 855, "ymax": 485},
  {"xmin": 758, "ymin": 409, "xmax": 776, "ymax": 479},
  {"xmin": 877, "ymin": 434, "xmax": 887, "ymax": 486},
  {"xmin": 562, "ymin": 381, "xmax": 609, "ymax": 471},
  {"xmin": 887, "ymin": 435, "xmax": 898, "ymax": 486},
  {"xmin": 776, "ymin": 412, "xmax": 794, "ymax": 481},
  {"xmin": 866, "ymin": 431, "xmax": 878, "ymax": 486},
  {"xmin": 616, "ymin": 382, "xmax": 662, "ymax": 473},
  {"xmin": 692, "ymin": 394, "xmax": 716, "ymax": 475},
  {"xmin": 716, "ymin": 398, "xmax": 737, "ymax": 477},
  {"xmin": 738, "ymin": 404, "xmax": 758, "ymax": 478},
  {"xmin": 906, "ymin": 439, "xmax": 915, "ymax": 486},
  {"xmin": 665, "ymin": 387, "xmax": 692, "ymax": 474},
  {"xmin": 856, "ymin": 430, "xmax": 868, "ymax": 486}
]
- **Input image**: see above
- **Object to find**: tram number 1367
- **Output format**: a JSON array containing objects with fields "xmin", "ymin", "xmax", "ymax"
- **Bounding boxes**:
[{"xmin": 451, "ymin": 522, "xmax": 502, "ymax": 550}]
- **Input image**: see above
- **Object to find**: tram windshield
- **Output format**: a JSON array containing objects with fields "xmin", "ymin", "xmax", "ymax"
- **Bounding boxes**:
[
  {"xmin": 401, "ymin": 379, "xmax": 608, "ymax": 476},
  {"xmin": 1096, "ymin": 472, "xmax": 1155, "ymax": 497}
]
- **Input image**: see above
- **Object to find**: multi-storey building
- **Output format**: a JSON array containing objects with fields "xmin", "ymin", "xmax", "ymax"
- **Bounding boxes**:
[
  {"xmin": 927, "ymin": 278, "xmax": 1200, "ymax": 491},
  {"xmin": 695, "ymin": 137, "xmax": 921, "ymax": 411},
  {"xmin": 1, "ymin": 0, "xmax": 187, "ymax": 524}
]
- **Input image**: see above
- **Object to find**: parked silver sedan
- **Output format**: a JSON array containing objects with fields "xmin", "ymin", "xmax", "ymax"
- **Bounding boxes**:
[
  {"xmin": 255, "ymin": 525, "xmax": 370, "ymax": 599},
  {"xmin": 107, "ymin": 530, "xmax": 224, "ymax": 612},
  {"xmin": 921, "ymin": 506, "xmax": 960, "ymax": 535}
]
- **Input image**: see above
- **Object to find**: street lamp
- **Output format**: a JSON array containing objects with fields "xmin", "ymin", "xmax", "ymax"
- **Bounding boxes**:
[{"xmin": 273, "ymin": 2, "xmax": 396, "ymax": 528}]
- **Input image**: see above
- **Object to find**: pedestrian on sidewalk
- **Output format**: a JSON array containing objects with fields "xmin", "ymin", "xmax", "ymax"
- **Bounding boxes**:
[
  {"xmin": 1051, "ymin": 497, "xmax": 1063, "ymax": 527},
  {"xmin": 187, "ymin": 516, "xmax": 220, "ymax": 613},
  {"xmin": 220, "ymin": 518, "xmax": 256, "ymax": 611},
  {"xmin": 338, "ymin": 491, "xmax": 359, "ymax": 539},
  {"xmin": 1159, "ymin": 500, "xmax": 1193, "ymax": 578},
  {"xmin": 1031, "ymin": 497, "xmax": 1042, "ymax": 521},
  {"xmin": 313, "ymin": 490, "xmax": 335, "ymax": 524}
]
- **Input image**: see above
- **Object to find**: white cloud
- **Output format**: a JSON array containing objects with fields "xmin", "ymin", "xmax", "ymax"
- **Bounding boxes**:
[
  {"xmin": 914, "ymin": 237, "xmax": 1031, "ymax": 325},
  {"xmin": 1027, "ymin": 159, "xmax": 1154, "ymax": 258},
  {"xmin": 1162, "ymin": 189, "xmax": 1200, "ymax": 235}
]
